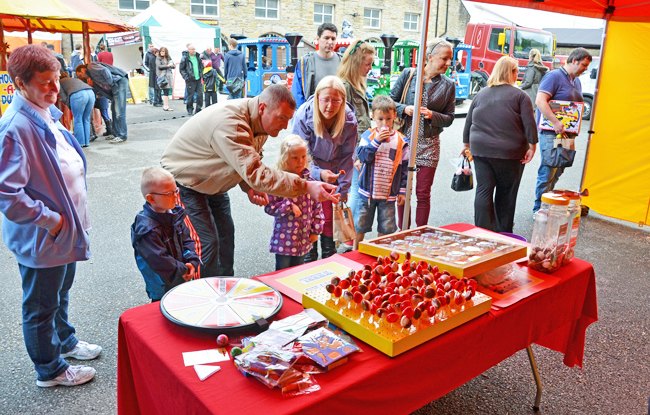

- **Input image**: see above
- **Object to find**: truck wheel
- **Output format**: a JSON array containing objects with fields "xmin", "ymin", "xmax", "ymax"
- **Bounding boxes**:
[
  {"xmin": 582, "ymin": 96, "xmax": 593, "ymax": 120},
  {"xmin": 469, "ymin": 73, "xmax": 487, "ymax": 99}
]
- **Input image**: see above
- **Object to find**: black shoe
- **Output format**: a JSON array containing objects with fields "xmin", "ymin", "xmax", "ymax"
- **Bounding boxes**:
[
  {"xmin": 153, "ymin": 103, "xmax": 163, "ymax": 107},
  {"xmin": 90, "ymin": 135, "xmax": 97, "ymax": 143},
  {"xmin": 187, "ymin": 110, "xmax": 193, "ymax": 116},
  {"xmin": 195, "ymin": 108, "xmax": 202, "ymax": 114}
]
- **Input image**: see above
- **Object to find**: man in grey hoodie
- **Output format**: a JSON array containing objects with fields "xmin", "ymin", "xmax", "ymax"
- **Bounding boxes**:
[{"xmin": 223, "ymin": 38, "xmax": 246, "ymax": 99}]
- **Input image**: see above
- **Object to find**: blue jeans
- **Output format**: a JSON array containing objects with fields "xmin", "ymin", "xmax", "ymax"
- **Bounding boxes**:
[
  {"xmin": 149, "ymin": 86, "xmax": 162, "ymax": 105},
  {"xmin": 178, "ymin": 186, "xmax": 235, "ymax": 277},
  {"xmin": 96, "ymin": 96, "xmax": 110, "ymax": 123},
  {"xmin": 185, "ymin": 79, "xmax": 203, "ymax": 112},
  {"xmin": 69, "ymin": 89, "xmax": 95, "ymax": 146},
  {"xmin": 275, "ymin": 254, "xmax": 305, "ymax": 271},
  {"xmin": 534, "ymin": 133, "xmax": 565, "ymax": 212},
  {"xmin": 354, "ymin": 195, "xmax": 397, "ymax": 234},
  {"xmin": 19, "ymin": 262, "xmax": 79, "ymax": 381},
  {"xmin": 111, "ymin": 76, "xmax": 129, "ymax": 139},
  {"xmin": 348, "ymin": 166, "xmax": 360, "ymax": 223}
]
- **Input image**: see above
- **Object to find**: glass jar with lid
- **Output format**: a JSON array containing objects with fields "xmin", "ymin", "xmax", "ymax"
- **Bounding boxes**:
[
  {"xmin": 552, "ymin": 190, "xmax": 582, "ymax": 264},
  {"xmin": 528, "ymin": 193, "xmax": 570, "ymax": 273}
]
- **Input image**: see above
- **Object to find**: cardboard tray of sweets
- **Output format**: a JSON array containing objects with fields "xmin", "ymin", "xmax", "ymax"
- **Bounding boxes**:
[
  {"xmin": 303, "ymin": 287, "xmax": 492, "ymax": 357},
  {"xmin": 358, "ymin": 225, "xmax": 527, "ymax": 278}
]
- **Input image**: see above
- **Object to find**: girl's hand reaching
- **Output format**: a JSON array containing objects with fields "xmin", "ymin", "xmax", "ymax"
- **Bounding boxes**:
[{"xmin": 291, "ymin": 203, "xmax": 302, "ymax": 217}]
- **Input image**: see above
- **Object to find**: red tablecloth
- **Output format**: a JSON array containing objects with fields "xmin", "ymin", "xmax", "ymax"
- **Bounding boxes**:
[{"xmin": 117, "ymin": 224, "xmax": 598, "ymax": 415}]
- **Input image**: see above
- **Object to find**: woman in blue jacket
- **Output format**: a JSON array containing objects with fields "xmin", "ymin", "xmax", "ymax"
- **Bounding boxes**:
[
  {"xmin": 0, "ymin": 45, "xmax": 101, "ymax": 388},
  {"xmin": 292, "ymin": 75, "xmax": 358, "ymax": 261}
]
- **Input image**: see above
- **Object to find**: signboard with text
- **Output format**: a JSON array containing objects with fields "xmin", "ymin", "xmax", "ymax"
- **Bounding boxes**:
[{"xmin": 0, "ymin": 71, "xmax": 16, "ymax": 117}]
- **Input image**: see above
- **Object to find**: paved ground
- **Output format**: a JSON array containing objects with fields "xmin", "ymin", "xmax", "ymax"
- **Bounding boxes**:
[{"xmin": 0, "ymin": 97, "xmax": 648, "ymax": 414}]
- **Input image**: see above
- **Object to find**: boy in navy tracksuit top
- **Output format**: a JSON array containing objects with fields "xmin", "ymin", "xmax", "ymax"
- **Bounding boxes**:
[
  {"xmin": 131, "ymin": 167, "xmax": 201, "ymax": 302},
  {"xmin": 353, "ymin": 95, "xmax": 409, "ymax": 249}
]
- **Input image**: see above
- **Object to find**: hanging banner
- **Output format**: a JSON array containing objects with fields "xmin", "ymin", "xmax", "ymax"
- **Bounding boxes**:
[
  {"xmin": 106, "ymin": 31, "xmax": 142, "ymax": 47},
  {"xmin": 0, "ymin": 71, "xmax": 16, "ymax": 117}
]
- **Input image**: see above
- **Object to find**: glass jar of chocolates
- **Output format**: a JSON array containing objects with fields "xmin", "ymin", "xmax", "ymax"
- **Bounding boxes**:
[{"xmin": 528, "ymin": 193, "xmax": 570, "ymax": 273}]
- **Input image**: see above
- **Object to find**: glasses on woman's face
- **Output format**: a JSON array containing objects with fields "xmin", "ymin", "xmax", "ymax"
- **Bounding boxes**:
[
  {"xmin": 150, "ymin": 188, "xmax": 179, "ymax": 197},
  {"xmin": 318, "ymin": 97, "xmax": 343, "ymax": 106}
]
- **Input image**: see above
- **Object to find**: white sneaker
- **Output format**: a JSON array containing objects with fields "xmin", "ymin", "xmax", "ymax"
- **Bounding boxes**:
[
  {"xmin": 109, "ymin": 137, "xmax": 126, "ymax": 144},
  {"xmin": 61, "ymin": 341, "xmax": 103, "ymax": 360},
  {"xmin": 36, "ymin": 365, "xmax": 96, "ymax": 387}
]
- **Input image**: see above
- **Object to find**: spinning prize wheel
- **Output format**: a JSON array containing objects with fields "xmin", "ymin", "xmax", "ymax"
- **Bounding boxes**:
[{"xmin": 160, "ymin": 277, "xmax": 283, "ymax": 333}]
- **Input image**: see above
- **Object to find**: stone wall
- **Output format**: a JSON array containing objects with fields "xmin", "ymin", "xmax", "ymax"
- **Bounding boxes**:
[{"xmin": 64, "ymin": 0, "xmax": 470, "ymax": 57}]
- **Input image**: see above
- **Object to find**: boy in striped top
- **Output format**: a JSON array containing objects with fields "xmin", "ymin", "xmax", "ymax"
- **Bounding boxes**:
[{"xmin": 353, "ymin": 96, "xmax": 409, "ymax": 249}]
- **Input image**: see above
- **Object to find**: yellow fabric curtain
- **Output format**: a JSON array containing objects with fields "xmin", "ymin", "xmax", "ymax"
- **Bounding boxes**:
[{"xmin": 582, "ymin": 21, "xmax": 650, "ymax": 225}]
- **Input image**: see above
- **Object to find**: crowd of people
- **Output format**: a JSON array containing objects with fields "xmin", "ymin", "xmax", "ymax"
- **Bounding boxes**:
[{"xmin": 0, "ymin": 23, "xmax": 592, "ymax": 388}]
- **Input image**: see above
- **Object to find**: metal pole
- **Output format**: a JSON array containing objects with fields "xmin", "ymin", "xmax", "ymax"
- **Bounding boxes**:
[
  {"xmin": 401, "ymin": 0, "xmax": 432, "ymax": 230},
  {"xmin": 526, "ymin": 346, "xmax": 543, "ymax": 411},
  {"xmin": 579, "ymin": 18, "xmax": 608, "ymax": 195}
]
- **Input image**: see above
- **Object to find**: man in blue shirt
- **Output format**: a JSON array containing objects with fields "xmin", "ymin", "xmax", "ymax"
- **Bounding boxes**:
[{"xmin": 533, "ymin": 47, "xmax": 592, "ymax": 212}]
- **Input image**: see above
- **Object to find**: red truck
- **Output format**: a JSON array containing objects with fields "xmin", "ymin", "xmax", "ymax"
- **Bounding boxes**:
[{"xmin": 464, "ymin": 23, "xmax": 556, "ymax": 98}]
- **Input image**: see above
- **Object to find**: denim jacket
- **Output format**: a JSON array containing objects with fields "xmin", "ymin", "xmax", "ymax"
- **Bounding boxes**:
[{"xmin": 0, "ymin": 93, "xmax": 90, "ymax": 268}]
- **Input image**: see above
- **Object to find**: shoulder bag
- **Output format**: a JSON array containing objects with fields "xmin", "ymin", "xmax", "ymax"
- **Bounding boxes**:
[{"xmin": 394, "ymin": 68, "xmax": 416, "ymax": 133}]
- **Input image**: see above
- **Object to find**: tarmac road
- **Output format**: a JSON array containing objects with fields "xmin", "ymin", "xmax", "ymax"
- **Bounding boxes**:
[{"xmin": 0, "ymin": 98, "xmax": 648, "ymax": 414}]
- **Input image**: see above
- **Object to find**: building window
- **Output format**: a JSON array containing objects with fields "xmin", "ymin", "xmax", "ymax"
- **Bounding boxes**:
[
  {"xmin": 314, "ymin": 3, "xmax": 334, "ymax": 24},
  {"xmin": 404, "ymin": 13, "xmax": 419, "ymax": 31},
  {"xmin": 118, "ymin": 0, "xmax": 149, "ymax": 11},
  {"xmin": 364, "ymin": 8, "xmax": 381, "ymax": 29},
  {"xmin": 255, "ymin": 0, "xmax": 279, "ymax": 19},
  {"xmin": 191, "ymin": 0, "xmax": 219, "ymax": 17}
]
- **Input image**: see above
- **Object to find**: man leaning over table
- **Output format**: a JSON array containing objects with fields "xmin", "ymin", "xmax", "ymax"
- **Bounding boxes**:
[{"xmin": 161, "ymin": 85, "xmax": 340, "ymax": 279}]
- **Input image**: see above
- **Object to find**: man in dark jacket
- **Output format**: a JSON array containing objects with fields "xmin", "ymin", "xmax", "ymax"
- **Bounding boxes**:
[
  {"xmin": 76, "ymin": 62, "xmax": 130, "ymax": 144},
  {"xmin": 144, "ymin": 44, "xmax": 162, "ymax": 106},
  {"xmin": 223, "ymin": 38, "xmax": 246, "ymax": 99},
  {"xmin": 179, "ymin": 44, "xmax": 204, "ymax": 115}
]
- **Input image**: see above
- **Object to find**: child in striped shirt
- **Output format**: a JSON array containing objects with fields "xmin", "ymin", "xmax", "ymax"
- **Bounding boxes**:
[{"xmin": 353, "ymin": 96, "xmax": 409, "ymax": 249}]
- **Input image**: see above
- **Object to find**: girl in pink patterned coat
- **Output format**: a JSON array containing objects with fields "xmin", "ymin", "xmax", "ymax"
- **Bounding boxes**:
[{"xmin": 265, "ymin": 135, "xmax": 325, "ymax": 270}]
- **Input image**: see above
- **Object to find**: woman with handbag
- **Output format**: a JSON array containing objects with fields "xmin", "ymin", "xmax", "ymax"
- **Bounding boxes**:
[
  {"xmin": 156, "ymin": 47, "xmax": 176, "ymax": 111},
  {"xmin": 292, "ymin": 76, "xmax": 358, "ymax": 262},
  {"xmin": 390, "ymin": 38, "xmax": 456, "ymax": 228},
  {"xmin": 337, "ymin": 39, "xmax": 376, "ymax": 230},
  {"xmin": 462, "ymin": 56, "xmax": 538, "ymax": 233}
]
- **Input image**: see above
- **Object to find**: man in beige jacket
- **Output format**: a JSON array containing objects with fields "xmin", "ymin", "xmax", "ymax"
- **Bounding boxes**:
[{"xmin": 161, "ymin": 85, "xmax": 339, "ymax": 277}]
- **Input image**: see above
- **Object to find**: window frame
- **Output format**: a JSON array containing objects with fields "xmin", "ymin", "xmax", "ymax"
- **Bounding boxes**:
[
  {"xmin": 190, "ymin": 0, "xmax": 220, "ymax": 18},
  {"xmin": 363, "ymin": 8, "xmax": 381, "ymax": 29},
  {"xmin": 403, "ymin": 12, "xmax": 419, "ymax": 32},
  {"xmin": 255, "ymin": 0, "xmax": 280, "ymax": 20},
  {"xmin": 118, "ymin": 0, "xmax": 150, "ymax": 12},
  {"xmin": 313, "ymin": 3, "xmax": 335, "ymax": 25}
]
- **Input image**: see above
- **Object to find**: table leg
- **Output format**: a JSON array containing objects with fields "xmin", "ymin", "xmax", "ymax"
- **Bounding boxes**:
[{"xmin": 526, "ymin": 345, "xmax": 543, "ymax": 411}]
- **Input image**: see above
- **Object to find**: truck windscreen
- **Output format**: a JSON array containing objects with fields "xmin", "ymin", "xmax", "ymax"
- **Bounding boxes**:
[{"xmin": 513, "ymin": 30, "xmax": 554, "ymax": 59}]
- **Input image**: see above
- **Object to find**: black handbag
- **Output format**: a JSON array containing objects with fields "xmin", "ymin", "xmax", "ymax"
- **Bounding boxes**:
[
  {"xmin": 156, "ymin": 74, "xmax": 168, "ymax": 89},
  {"xmin": 543, "ymin": 144, "xmax": 576, "ymax": 168},
  {"xmin": 226, "ymin": 77, "xmax": 244, "ymax": 95},
  {"xmin": 451, "ymin": 156, "xmax": 474, "ymax": 192}
]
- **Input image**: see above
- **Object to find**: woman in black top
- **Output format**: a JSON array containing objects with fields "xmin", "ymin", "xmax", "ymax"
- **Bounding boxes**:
[{"xmin": 462, "ymin": 56, "xmax": 538, "ymax": 232}]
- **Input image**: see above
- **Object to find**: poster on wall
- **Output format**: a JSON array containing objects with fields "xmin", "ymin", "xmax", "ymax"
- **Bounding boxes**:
[{"xmin": 0, "ymin": 71, "xmax": 16, "ymax": 117}]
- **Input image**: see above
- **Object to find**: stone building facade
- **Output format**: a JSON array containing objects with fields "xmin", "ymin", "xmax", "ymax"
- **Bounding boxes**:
[{"xmin": 67, "ymin": 0, "xmax": 469, "ymax": 57}]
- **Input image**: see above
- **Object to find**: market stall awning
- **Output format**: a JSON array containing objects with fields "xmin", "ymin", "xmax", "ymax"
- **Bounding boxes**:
[
  {"xmin": 0, "ymin": 0, "xmax": 134, "ymax": 34},
  {"xmin": 470, "ymin": 0, "xmax": 650, "ymax": 22}
]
